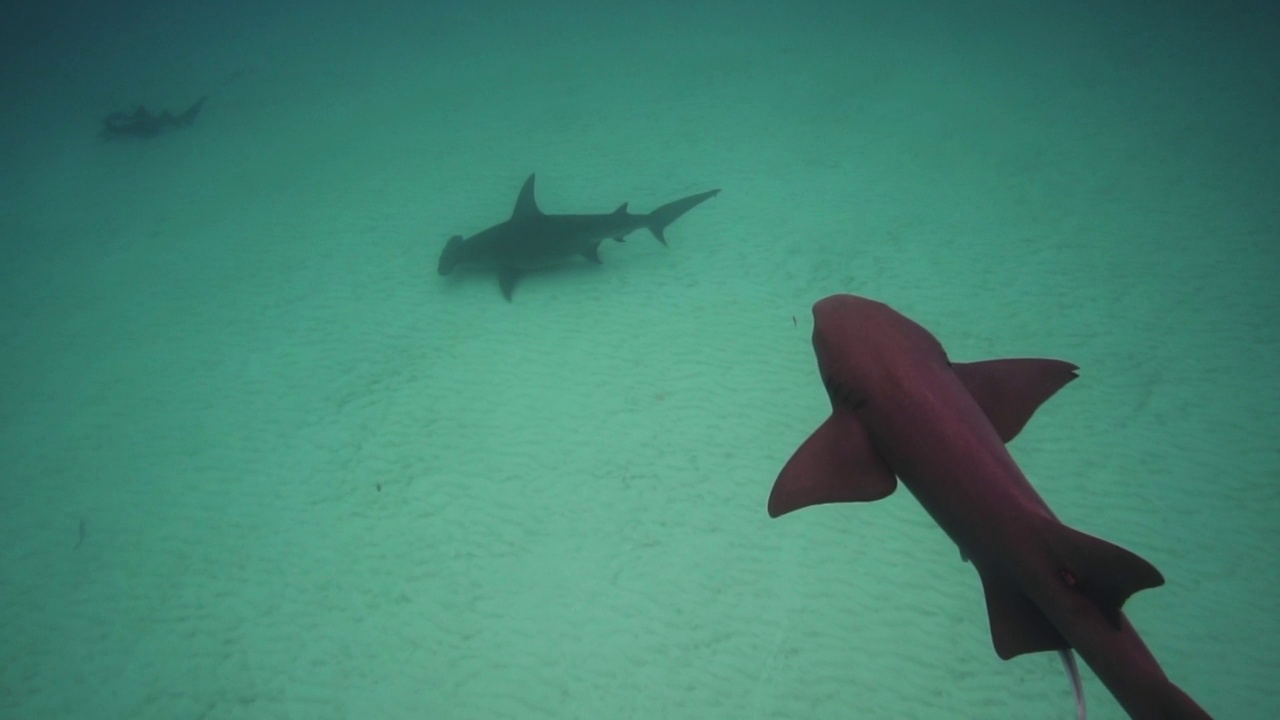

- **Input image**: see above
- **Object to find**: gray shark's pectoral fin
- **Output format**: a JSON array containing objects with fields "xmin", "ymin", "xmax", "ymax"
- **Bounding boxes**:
[
  {"xmin": 979, "ymin": 567, "xmax": 1069, "ymax": 660},
  {"xmin": 768, "ymin": 408, "xmax": 896, "ymax": 518},
  {"xmin": 498, "ymin": 267, "xmax": 522, "ymax": 301},
  {"xmin": 582, "ymin": 242, "xmax": 603, "ymax": 264},
  {"xmin": 1042, "ymin": 520, "xmax": 1165, "ymax": 630},
  {"xmin": 952, "ymin": 358, "xmax": 1079, "ymax": 443}
]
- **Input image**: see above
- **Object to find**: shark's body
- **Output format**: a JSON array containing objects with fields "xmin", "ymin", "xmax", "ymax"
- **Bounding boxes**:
[
  {"xmin": 99, "ymin": 96, "xmax": 207, "ymax": 140},
  {"xmin": 769, "ymin": 295, "xmax": 1212, "ymax": 720},
  {"xmin": 437, "ymin": 173, "xmax": 718, "ymax": 300}
]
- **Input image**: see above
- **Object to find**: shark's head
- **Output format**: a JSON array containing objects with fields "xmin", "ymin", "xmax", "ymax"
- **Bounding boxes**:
[
  {"xmin": 811, "ymin": 294, "xmax": 949, "ymax": 409},
  {"xmin": 437, "ymin": 235, "xmax": 465, "ymax": 276}
]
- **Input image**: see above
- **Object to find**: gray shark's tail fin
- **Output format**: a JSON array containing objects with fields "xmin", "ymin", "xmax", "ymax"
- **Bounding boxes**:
[
  {"xmin": 646, "ymin": 189, "xmax": 719, "ymax": 245},
  {"xmin": 174, "ymin": 96, "xmax": 207, "ymax": 127}
]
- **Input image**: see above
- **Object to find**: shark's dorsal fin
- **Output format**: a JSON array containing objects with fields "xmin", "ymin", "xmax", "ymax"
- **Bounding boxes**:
[
  {"xmin": 512, "ymin": 173, "xmax": 541, "ymax": 219},
  {"xmin": 1041, "ymin": 520, "xmax": 1165, "ymax": 629}
]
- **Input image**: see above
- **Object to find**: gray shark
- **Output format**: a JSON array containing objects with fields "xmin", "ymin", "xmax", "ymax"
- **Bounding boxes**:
[
  {"xmin": 99, "ymin": 96, "xmax": 207, "ymax": 140},
  {"xmin": 769, "ymin": 294, "xmax": 1212, "ymax": 720},
  {"xmin": 437, "ymin": 174, "xmax": 719, "ymax": 300}
]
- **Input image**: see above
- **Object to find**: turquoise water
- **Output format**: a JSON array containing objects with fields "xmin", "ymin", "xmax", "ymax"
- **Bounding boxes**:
[{"xmin": 1, "ymin": 1, "xmax": 1275, "ymax": 718}]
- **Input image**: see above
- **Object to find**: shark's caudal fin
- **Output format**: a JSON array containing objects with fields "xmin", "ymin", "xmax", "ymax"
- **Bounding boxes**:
[
  {"xmin": 174, "ymin": 96, "xmax": 207, "ymax": 127},
  {"xmin": 645, "ymin": 189, "xmax": 720, "ymax": 245}
]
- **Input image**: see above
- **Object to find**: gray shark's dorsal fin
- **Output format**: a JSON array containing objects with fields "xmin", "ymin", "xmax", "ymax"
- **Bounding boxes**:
[{"xmin": 512, "ymin": 173, "xmax": 541, "ymax": 220}]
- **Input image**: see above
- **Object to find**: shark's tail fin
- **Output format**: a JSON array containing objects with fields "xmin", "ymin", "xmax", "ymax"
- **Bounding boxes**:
[
  {"xmin": 174, "ymin": 96, "xmax": 207, "ymax": 127},
  {"xmin": 645, "ymin": 189, "xmax": 719, "ymax": 245}
]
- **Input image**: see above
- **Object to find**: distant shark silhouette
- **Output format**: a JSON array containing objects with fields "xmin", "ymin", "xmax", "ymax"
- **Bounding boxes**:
[
  {"xmin": 769, "ymin": 295, "xmax": 1213, "ymax": 720},
  {"xmin": 99, "ymin": 96, "xmax": 207, "ymax": 140},
  {"xmin": 437, "ymin": 173, "xmax": 719, "ymax": 300}
]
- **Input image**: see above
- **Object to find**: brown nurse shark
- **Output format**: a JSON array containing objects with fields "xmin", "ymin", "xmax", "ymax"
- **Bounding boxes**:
[
  {"xmin": 436, "ymin": 173, "xmax": 718, "ymax": 300},
  {"xmin": 768, "ymin": 294, "xmax": 1212, "ymax": 720}
]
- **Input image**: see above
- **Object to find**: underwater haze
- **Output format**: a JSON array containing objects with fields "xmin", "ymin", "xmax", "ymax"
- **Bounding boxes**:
[{"xmin": 1, "ymin": 1, "xmax": 1276, "ymax": 718}]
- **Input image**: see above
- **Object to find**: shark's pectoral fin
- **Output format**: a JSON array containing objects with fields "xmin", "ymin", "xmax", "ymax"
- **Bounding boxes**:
[
  {"xmin": 979, "ymin": 567, "xmax": 1069, "ymax": 659},
  {"xmin": 952, "ymin": 359, "xmax": 1079, "ymax": 443},
  {"xmin": 1042, "ymin": 521, "xmax": 1165, "ymax": 630},
  {"xmin": 583, "ymin": 242, "xmax": 603, "ymax": 264},
  {"xmin": 768, "ymin": 409, "xmax": 896, "ymax": 518},
  {"xmin": 498, "ymin": 267, "xmax": 522, "ymax": 301}
]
